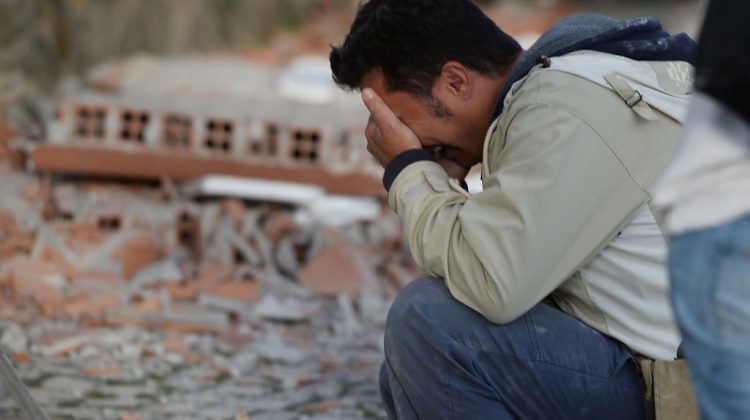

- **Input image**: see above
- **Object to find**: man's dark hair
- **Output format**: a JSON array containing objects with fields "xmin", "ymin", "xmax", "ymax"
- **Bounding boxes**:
[{"xmin": 330, "ymin": 0, "xmax": 521, "ymax": 99}]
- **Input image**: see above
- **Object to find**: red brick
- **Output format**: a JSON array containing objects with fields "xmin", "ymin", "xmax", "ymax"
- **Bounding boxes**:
[
  {"xmin": 70, "ymin": 270, "xmax": 126, "ymax": 286},
  {"xmin": 302, "ymin": 400, "xmax": 341, "ymax": 414},
  {"xmin": 0, "ymin": 231, "xmax": 33, "ymax": 259},
  {"xmin": 161, "ymin": 335, "xmax": 205, "ymax": 364},
  {"xmin": 64, "ymin": 292, "xmax": 120, "ymax": 320},
  {"xmin": 297, "ymin": 242, "xmax": 366, "ymax": 297},
  {"xmin": 263, "ymin": 213, "xmax": 300, "ymax": 244},
  {"xmin": 54, "ymin": 221, "xmax": 107, "ymax": 249},
  {"xmin": 6, "ymin": 257, "xmax": 67, "ymax": 315},
  {"xmin": 34, "ymin": 330, "xmax": 86, "ymax": 357},
  {"xmin": 0, "ymin": 120, "xmax": 22, "ymax": 167},
  {"xmin": 216, "ymin": 331, "xmax": 253, "ymax": 351},
  {"xmin": 165, "ymin": 263, "xmax": 228, "ymax": 301},
  {"xmin": 191, "ymin": 366, "xmax": 230, "ymax": 382},
  {"xmin": 209, "ymin": 280, "xmax": 260, "ymax": 302},
  {"xmin": 112, "ymin": 235, "xmax": 160, "ymax": 279},
  {"xmin": 163, "ymin": 335, "xmax": 189, "ymax": 354},
  {"xmin": 36, "ymin": 246, "xmax": 77, "ymax": 279},
  {"xmin": 317, "ymin": 353, "xmax": 342, "ymax": 373},
  {"xmin": 0, "ymin": 209, "xmax": 16, "ymax": 233},
  {"xmin": 39, "ymin": 174, "xmax": 58, "ymax": 221},
  {"xmin": 31, "ymin": 144, "xmax": 385, "ymax": 196},
  {"xmin": 80, "ymin": 366, "xmax": 123, "ymax": 377},
  {"xmin": 129, "ymin": 295, "xmax": 161, "ymax": 313},
  {"xmin": 6, "ymin": 257, "xmax": 64, "ymax": 289},
  {"xmin": 221, "ymin": 198, "xmax": 246, "ymax": 229},
  {"xmin": 19, "ymin": 181, "xmax": 42, "ymax": 204},
  {"xmin": 13, "ymin": 352, "xmax": 32, "ymax": 364}
]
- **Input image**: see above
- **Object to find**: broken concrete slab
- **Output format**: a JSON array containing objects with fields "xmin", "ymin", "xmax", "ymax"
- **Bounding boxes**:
[
  {"xmin": 31, "ymin": 146, "xmax": 385, "ymax": 196},
  {"xmin": 254, "ymin": 340, "xmax": 307, "ymax": 364},
  {"xmin": 129, "ymin": 258, "xmax": 182, "ymax": 291},
  {"xmin": 225, "ymin": 225, "xmax": 262, "ymax": 267},
  {"xmin": 30, "ymin": 226, "xmax": 78, "ymax": 277},
  {"xmin": 259, "ymin": 364, "xmax": 321, "ymax": 390},
  {"xmin": 32, "ymin": 331, "xmax": 88, "ymax": 358},
  {"xmin": 182, "ymin": 175, "xmax": 325, "ymax": 206},
  {"xmin": 106, "ymin": 303, "xmax": 228, "ymax": 334},
  {"xmin": 303, "ymin": 195, "xmax": 380, "ymax": 227},
  {"xmin": 0, "ymin": 323, "xmax": 28, "ymax": 354},
  {"xmin": 335, "ymin": 293, "xmax": 362, "ymax": 337},
  {"xmin": 274, "ymin": 237, "xmax": 301, "ymax": 277},
  {"xmin": 164, "ymin": 263, "xmax": 228, "ymax": 301},
  {"xmin": 75, "ymin": 230, "xmax": 129, "ymax": 276},
  {"xmin": 40, "ymin": 375, "xmax": 95, "ymax": 398},
  {"xmin": 253, "ymin": 295, "xmax": 319, "ymax": 323}
]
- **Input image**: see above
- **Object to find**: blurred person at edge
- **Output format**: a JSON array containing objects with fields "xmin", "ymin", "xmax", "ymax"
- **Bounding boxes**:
[
  {"xmin": 654, "ymin": 0, "xmax": 750, "ymax": 418},
  {"xmin": 331, "ymin": 0, "xmax": 697, "ymax": 419}
]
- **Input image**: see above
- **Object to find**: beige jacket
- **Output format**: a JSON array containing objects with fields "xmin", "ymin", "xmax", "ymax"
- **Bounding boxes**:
[{"xmin": 388, "ymin": 51, "xmax": 693, "ymax": 359}]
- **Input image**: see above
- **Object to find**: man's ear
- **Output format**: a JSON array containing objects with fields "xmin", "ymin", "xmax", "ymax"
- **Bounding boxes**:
[{"xmin": 438, "ymin": 61, "xmax": 473, "ymax": 101}]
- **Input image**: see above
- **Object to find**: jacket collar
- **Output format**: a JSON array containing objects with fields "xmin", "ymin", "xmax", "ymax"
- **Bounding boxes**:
[{"xmin": 492, "ymin": 13, "xmax": 697, "ymax": 120}]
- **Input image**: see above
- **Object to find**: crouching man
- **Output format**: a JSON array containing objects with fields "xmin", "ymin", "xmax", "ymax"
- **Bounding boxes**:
[{"xmin": 330, "ymin": 1, "xmax": 696, "ymax": 418}]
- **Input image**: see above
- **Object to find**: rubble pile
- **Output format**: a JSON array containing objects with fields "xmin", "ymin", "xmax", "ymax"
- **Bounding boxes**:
[{"xmin": 0, "ymin": 170, "xmax": 420, "ymax": 419}]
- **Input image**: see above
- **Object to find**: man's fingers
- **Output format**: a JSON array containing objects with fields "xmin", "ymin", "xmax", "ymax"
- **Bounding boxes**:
[
  {"xmin": 362, "ymin": 88, "xmax": 399, "ymax": 132},
  {"xmin": 364, "ymin": 115, "xmax": 381, "ymax": 143},
  {"xmin": 360, "ymin": 87, "xmax": 422, "ymax": 167}
]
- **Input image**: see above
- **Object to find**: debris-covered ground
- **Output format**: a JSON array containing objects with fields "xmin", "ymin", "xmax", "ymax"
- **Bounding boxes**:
[{"xmin": 0, "ymin": 166, "xmax": 420, "ymax": 419}]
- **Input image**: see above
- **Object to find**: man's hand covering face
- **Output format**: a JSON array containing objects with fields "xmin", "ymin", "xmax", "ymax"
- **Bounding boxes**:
[
  {"xmin": 361, "ymin": 88, "xmax": 472, "ymax": 181},
  {"xmin": 361, "ymin": 88, "xmax": 423, "ymax": 167}
]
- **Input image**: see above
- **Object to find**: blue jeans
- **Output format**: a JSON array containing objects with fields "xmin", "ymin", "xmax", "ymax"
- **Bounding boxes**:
[
  {"xmin": 379, "ymin": 278, "xmax": 646, "ymax": 419},
  {"xmin": 669, "ymin": 215, "xmax": 750, "ymax": 420}
]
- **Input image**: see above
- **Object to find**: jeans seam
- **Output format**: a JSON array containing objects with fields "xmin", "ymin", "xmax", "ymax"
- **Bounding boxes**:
[
  {"xmin": 384, "ymin": 352, "xmax": 424, "ymax": 419},
  {"xmin": 524, "ymin": 311, "xmax": 543, "ymax": 362},
  {"xmin": 460, "ymin": 341, "xmax": 634, "ymax": 381},
  {"xmin": 532, "ymin": 359, "xmax": 644, "ymax": 392},
  {"xmin": 444, "ymin": 349, "xmax": 456, "ymax": 419}
]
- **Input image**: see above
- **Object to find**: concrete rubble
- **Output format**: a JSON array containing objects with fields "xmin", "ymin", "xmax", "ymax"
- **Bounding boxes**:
[{"xmin": 0, "ymin": 168, "xmax": 423, "ymax": 419}]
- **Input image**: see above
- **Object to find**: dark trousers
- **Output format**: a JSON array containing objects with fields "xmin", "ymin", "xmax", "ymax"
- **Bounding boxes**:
[{"xmin": 380, "ymin": 278, "xmax": 646, "ymax": 419}]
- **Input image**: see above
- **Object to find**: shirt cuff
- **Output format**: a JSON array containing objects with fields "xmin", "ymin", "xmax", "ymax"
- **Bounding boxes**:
[{"xmin": 383, "ymin": 149, "xmax": 437, "ymax": 191}]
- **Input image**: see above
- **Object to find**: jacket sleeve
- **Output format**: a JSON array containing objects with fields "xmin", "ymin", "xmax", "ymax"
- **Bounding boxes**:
[{"xmin": 387, "ymin": 103, "xmax": 645, "ymax": 324}]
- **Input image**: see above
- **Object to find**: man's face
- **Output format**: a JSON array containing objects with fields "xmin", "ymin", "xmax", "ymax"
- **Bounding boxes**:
[{"xmin": 360, "ymin": 70, "xmax": 485, "ymax": 172}]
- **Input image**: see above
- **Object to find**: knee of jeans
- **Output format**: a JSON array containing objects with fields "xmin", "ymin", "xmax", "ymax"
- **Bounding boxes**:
[{"xmin": 384, "ymin": 277, "xmax": 456, "ymax": 355}]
